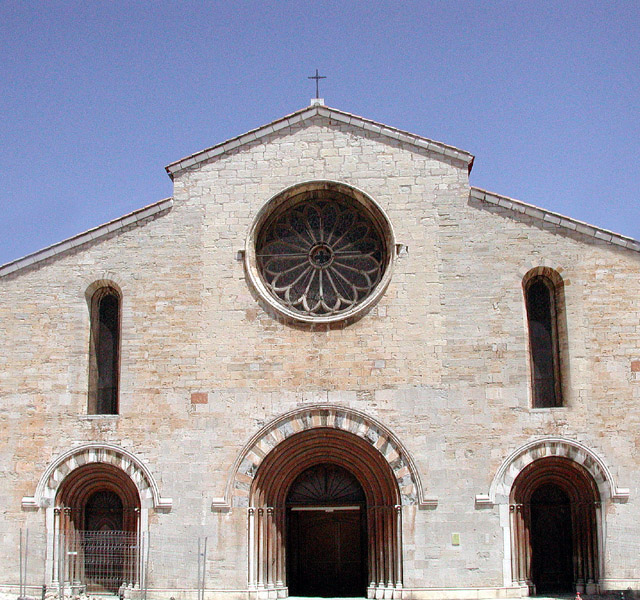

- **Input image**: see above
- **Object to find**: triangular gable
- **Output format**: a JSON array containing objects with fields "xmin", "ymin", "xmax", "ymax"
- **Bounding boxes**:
[
  {"xmin": 4, "ymin": 109, "xmax": 639, "ymax": 280},
  {"xmin": 165, "ymin": 103, "xmax": 476, "ymax": 178},
  {"xmin": 471, "ymin": 187, "xmax": 640, "ymax": 253}
]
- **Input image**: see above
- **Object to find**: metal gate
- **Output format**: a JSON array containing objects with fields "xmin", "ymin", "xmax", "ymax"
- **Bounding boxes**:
[{"xmin": 58, "ymin": 530, "xmax": 140, "ymax": 594}]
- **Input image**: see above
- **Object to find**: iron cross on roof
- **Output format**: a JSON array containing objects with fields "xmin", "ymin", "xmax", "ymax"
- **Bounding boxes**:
[{"xmin": 308, "ymin": 69, "xmax": 326, "ymax": 99}]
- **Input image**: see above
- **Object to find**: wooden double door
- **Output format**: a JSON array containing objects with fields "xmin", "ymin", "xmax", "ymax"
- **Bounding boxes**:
[{"xmin": 287, "ymin": 507, "xmax": 366, "ymax": 597}]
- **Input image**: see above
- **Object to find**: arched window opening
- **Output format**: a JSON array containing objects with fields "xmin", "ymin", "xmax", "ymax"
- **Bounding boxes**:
[
  {"xmin": 525, "ymin": 275, "xmax": 562, "ymax": 408},
  {"xmin": 88, "ymin": 287, "xmax": 121, "ymax": 414}
]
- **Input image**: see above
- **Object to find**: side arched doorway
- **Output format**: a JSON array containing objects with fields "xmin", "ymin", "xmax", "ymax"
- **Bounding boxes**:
[
  {"xmin": 249, "ymin": 428, "xmax": 402, "ymax": 599},
  {"xmin": 510, "ymin": 457, "xmax": 600, "ymax": 594},
  {"xmin": 55, "ymin": 463, "xmax": 141, "ymax": 593}
]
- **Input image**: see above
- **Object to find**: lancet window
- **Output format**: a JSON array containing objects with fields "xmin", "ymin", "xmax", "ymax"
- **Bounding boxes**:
[
  {"xmin": 524, "ymin": 272, "xmax": 563, "ymax": 408},
  {"xmin": 88, "ymin": 287, "xmax": 121, "ymax": 414}
]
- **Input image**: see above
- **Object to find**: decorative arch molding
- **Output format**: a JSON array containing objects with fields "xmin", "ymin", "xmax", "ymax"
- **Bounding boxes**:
[
  {"xmin": 218, "ymin": 405, "xmax": 433, "ymax": 510},
  {"xmin": 516, "ymin": 263, "xmax": 570, "ymax": 287},
  {"xmin": 83, "ymin": 274, "xmax": 125, "ymax": 302},
  {"xmin": 22, "ymin": 443, "xmax": 172, "ymax": 511},
  {"xmin": 476, "ymin": 436, "xmax": 629, "ymax": 507},
  {"xmin": 250, "ymin": 179, "xmax": 397, "ymax": 243},
  {"xmin": 510, "ymin": 457, "xmax": 602, "ymax": 593}
]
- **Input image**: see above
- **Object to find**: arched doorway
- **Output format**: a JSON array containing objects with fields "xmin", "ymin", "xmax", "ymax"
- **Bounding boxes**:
[
  {"xmin": 287, "ymin": 464, "xmax": 367, "ymax": 597},
  {"xmin": 510, "ymin": 457, "xmax": 600, "ymax": 594},
  {"xmin": 249, "ymin": 428, "xmax": 402, "ymax": 599},
  {"xmin": 55, "ymin": 463, "xmax": 141, "ymax": 593}
]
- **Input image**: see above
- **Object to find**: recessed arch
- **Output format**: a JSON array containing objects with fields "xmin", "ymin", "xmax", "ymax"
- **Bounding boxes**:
[
  {"xmin": 252, "ymin": 427, "xmax": 401, "ymax": 507},
  {"xmin": 510, "ymin": 457, "xmax": 601, "ymax": 594},
  {"xmin": 84, "ymin": 277, "xmax": 124, "ymax": 303},
  {"xmin": 23, "ymin": 443, "xmax": 172, "ymax": 510},
  {"xmin": 484, "ymin": 437, "xmax": 628, "ymax": 505},
  {"xmin": 54, "ymin": 462, "xmax": 143, "ymax": 593},
  {"xmin": 22, "ymin": 444, "xmax": 170, "ymax": 591},
  {"xmin": 521, "ymin": 266, "xmax": 565, "ymax": 289},
  {"xmin": 226, "ymin": 405, "xmax": 430, "ymax": 509},
  {"xmin": 248, "ymin": 427, "xmax": 403, "ymax": 598},
  {"xmin": 56, "ymin": 462, "xmax": 141, "ymax": 528},
  {"xmin": 477, "ymin": 437, "xmax": 628, "ymax": 595}
]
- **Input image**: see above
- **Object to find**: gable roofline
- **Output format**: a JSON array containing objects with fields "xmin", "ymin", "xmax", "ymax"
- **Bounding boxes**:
[
  {"xmin": 0, "ymin": 198, "xmax": 174, "ymax": 278},
  {"xmin": 165, "ymin": 104, "xmax": 475, "ymax": 178},
  {"xmin": 471, "ymin": 187, "xmax": 640, "ymax": 253},
  {"xmin": 3, "ymin": 186, "xmax": 636, "ymax": 279}
]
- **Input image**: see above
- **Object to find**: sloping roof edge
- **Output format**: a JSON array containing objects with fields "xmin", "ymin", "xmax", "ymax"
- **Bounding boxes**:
[
  {"xmin": 0, "ymin": 198, "xmax": 174, "ymax": 278},
  {"xmin": 3, "ymin": 186, "xmax": 636, "ymax": 279},
  {"xmin": 165, "ymin": 104, "xmax": 475, "ymax": 177},
  {"xmin": 471, "ymin": 187, "xmax": 640, "ymax": 253}
]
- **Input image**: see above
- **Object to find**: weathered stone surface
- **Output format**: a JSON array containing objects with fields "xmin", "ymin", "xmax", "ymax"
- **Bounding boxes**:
[{"xmin": 1, "ymin": 106, "xmax": 639, "ymax": 598}]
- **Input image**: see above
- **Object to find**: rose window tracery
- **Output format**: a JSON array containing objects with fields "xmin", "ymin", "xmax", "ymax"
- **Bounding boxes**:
[{"xmin": 255, "ymin": 195, "xmax": 387, "ymax": 318}]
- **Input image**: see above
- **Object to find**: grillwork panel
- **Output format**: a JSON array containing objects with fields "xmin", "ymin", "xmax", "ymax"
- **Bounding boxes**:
[{"xmin": 62, "ymin": 530, "xmax": 139, "ymax": 594}]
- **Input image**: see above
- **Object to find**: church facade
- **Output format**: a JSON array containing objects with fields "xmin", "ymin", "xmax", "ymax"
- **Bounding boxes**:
[{"xmin": 1, "ymin": 102, "xmax": 639, "ymax": 599}]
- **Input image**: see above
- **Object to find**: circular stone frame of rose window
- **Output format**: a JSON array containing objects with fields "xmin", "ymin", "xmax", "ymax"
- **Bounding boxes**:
[{"xmin": 245, "ymin": 181, "xmax": 395, "ymax": 324}]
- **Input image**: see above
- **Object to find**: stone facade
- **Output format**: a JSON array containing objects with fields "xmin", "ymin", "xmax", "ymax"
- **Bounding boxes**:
[{"xmin": 1, "ymin": 104, "xmax": 639, "ymax": 599}]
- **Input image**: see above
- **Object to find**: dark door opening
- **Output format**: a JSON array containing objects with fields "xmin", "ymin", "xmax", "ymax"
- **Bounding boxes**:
[
  {"xmin": 83, "ymin": 490, "xmax": 126, "ymax": 594},
  {"xmin": 288, "ymin": 508, "xmax": 366, "ymax": 597},
  {"xmin": 286, "ymin": 463, "xmax": 367, "ymax": 597},
  {"xmin": 530, "ymin": 484, "xmax": 574, "ymax": 593}
]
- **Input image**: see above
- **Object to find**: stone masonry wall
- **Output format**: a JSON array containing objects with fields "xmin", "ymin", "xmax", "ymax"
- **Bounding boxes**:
[{"xmin": 0, "ymin": 113, "xmax": 639, "ymax": 595}]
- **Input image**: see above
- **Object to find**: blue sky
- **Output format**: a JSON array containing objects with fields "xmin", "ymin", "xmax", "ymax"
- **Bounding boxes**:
[{"xmin": 1, "ymin": 1, "xmax": 639, "ymax": 266}]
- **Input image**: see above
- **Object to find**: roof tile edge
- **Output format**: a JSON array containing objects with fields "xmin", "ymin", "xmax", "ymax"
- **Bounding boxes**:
[
  {"xmin": 470, "ymin": 187, "xmax": 640, "ymax": 252},
  {"xmin": 164, "ymin": 105, "xmax": 474, "ymax": 178},
  {"xmin": 0, "ymin": 198, "xmax": 174, "ymax": 278}
]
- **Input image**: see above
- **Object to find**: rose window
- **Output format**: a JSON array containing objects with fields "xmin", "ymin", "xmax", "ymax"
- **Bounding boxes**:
[{"xmin": 253, "ymin": 192, "xmax": 390, "ymax": 320}]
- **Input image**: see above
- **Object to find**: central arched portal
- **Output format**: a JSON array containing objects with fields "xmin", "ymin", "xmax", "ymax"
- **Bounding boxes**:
[{"xmin": 249, "ymin": 428, "xmax": 402, "ymax": 599}]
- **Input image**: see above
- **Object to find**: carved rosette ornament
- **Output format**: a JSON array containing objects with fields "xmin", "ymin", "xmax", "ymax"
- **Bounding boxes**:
[{"xmin": 246, "ymin": 182, "xmax": 394, "ymax": 323}]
